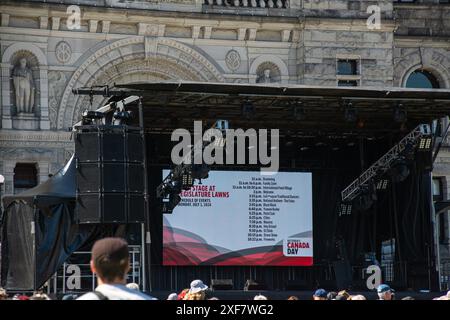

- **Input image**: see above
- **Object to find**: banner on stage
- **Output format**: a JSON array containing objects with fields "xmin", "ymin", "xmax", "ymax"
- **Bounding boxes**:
[{"xmin": 163, "ymin": 170, "xmax": 313, "ymax": 266}]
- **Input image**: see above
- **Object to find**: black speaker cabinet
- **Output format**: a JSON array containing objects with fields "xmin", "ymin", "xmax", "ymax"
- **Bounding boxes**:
[
  {"xmin": 76, "ymin": 193, "xmax": 127, "ymax": 223},
  {"xmin": 75, "ymin": 126, "xmax": 146, "ymax": 224}
]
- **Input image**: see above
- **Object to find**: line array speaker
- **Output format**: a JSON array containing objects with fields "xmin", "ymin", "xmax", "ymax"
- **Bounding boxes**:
[{"xmin": 75, "ymin": 125, "xmax": 146, "ymax": 224}]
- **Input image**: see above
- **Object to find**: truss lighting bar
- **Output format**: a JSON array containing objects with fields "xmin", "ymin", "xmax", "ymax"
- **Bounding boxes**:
[{"xmin": 341, "ymin": 124, "xmax": 431, "ymax": 202}]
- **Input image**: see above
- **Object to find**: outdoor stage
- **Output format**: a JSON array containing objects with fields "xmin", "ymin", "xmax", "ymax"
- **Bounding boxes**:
[{"xmin": 2, "ymin": 82, "xmax": 450, "ymax": 295}]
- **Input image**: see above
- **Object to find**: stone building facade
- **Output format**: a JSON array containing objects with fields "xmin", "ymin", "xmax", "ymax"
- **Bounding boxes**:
[{"xmin": 0, "ymin": 0, "xmax": 449, "ymax": 278}]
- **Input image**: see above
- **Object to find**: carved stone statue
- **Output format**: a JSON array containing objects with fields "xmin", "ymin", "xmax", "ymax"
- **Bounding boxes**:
[
  {"xmin": 257, "ymin": 68, "xmax": 273, "ymax": 83},
  {"xmin": 12, "ymin": 58, "xmax": 35, "ymax": 114}
]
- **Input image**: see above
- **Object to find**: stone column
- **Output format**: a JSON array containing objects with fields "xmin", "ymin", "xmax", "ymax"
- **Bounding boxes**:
[
  {"xmin": 37, "ymin": 161, "xmax": 50, "ymax": 184},
  {"xmin": 1, "ymin": 63, "xmax": 12, "ymax": 129},
  {"xmin": 3, "ymin": 160, "xmax": 15, "ymax": 195},
  {"xmin": 39, "ymin": 66, "xmax": 50, "ymax": 130}
]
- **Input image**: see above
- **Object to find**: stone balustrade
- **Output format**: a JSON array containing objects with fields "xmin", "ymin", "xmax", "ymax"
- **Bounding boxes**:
[{"xmin": 204, "ymin": 0, "xmax": 289, "ymax": 9}]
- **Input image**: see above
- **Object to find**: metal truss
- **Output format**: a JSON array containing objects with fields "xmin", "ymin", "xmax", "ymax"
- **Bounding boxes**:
[{"xmin": 341, "ymin": 124, "xmax": 432, "ymax": 202}]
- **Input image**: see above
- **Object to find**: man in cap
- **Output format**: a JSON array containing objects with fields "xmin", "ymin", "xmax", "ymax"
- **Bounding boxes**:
[
  {"xmin": 313, "ymin": 288, "xmax": 328, "ymax": 300},
  {"xmin": 377, "ymin": 284, "xmax": 394, "ymax": 300},
  {"xmin": 77, "ymin": 237, "xmax": 155, "ymax": 300}
]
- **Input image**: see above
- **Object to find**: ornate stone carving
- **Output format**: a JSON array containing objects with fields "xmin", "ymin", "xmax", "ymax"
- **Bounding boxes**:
[
  {"xmin": 55, "ymin": 41, "xmax": 72, "ymax": 64},
  {"xmin": 12, "ymin": 57, "xmax": 35, "ymax": 114},
  {"xmin": 225, "ymin": 50, "xmax": 241, "ymax": 71},
  {"xmin": 256, "ymin": 61, "xmax": 281, "ymax": 83},
  {"xmin": 58, "ymin": 37, "xmax": 225, "ymax": 129},
  {"xmin": 48, "ymin": 71, "xmax": 68, "ymax": 129}
]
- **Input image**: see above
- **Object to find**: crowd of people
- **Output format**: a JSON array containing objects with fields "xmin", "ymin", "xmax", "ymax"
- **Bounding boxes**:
[{"xmin": 1, "ymin": 237, "xmax": 449, "ymax": 301}]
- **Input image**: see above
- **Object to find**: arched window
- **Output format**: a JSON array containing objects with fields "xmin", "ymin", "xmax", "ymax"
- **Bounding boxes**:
[{"xmin": 405, "ymin": 70, "xmax": 440, "ymax": 89}]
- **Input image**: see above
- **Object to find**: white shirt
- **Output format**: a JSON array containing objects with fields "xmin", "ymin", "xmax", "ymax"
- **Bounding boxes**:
[{"xmin": 77, "ymin": 284, "xmax": 157, "ymax": 300}]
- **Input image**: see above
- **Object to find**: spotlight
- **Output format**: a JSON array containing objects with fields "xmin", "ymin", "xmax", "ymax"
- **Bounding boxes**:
[
  {"xmin": 355, "ymin": 183, "xmax": 377, "ymax": 211},
  {"xmin": 390, "ymin": 161, "xmax": 410, "ymax": 183},
  {"xmin": 242, "ymin": 99, "xmax": 255, "ymax": 120},
  {"xmin": 192, "ymin": 164, "xmax": 210, "ymax": 180},
  {"xmin": 113, "ymin": 110, "xmax": 133, "ymax": 125},
  {"xmin": 81, "ymin": 110, "xmax": 104, "ymax": 125},
  {"xmin": 393, "ymin": 104, "xmax": 407, "ymax": 123},
  {"xmin": 344, "ymin": 102, "xmax": 357, "ymax": 122},
  {"xmin": 162, "ymin": 192, "xmax": 182, "ymax": 214}
]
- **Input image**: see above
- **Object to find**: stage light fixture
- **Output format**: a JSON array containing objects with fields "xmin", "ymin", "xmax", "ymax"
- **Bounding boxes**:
[
  {"xmin": 344, "ymin": 102, "xmax": 357, "ymax": 122},
  {"xmin": 81, "ymin": 110, "xmax": 105, "ymax": 125},
  {"xmin": 181, "ymin": 171, "xmax": 193, "ymax": 190},
  {"xmin": 418, "ymin": 136, "xmax": 433, "ymax": 151},
  {"xmin": 242, "ymin": 99, "xmax": 255, "ymax": 120},
  {"xmin": 390, "ymin": 161, "xmax": 410, "ymax": 183},
  {"xmin": 376, "ymin": 179, "xmax": 389, "ymax": 190},
  {"xmin": 339, "ymin": 203, "xmax": 352, "ymax": 216},
  {"xmin": 393, "ymin": 104, "xmax": 407, "ymax": 123},
  {"xmin": 162, "ymin": 192, "xmax": 182, "ymax": 214}
]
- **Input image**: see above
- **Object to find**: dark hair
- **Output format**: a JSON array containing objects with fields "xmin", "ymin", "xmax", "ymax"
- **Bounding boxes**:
[
  {"xmin": 327, "ymin": 292, "xmax": 338, "ymax": 300},
  {"xmin": 92, "ymin": 238, "xmax": 129, "ymax": 282},
  {"xmin": 94, "ymin": 254, "xmax": 128, "ymax": 282}
]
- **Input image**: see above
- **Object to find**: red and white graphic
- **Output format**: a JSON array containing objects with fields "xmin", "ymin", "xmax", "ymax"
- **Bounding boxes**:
[{"xmin": 163, "ymin": 170, "xmax": 313, "ymax": 266}]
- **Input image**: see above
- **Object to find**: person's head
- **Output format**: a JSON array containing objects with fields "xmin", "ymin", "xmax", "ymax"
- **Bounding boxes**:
[
  {"xmin": 254, "ymin": 295, "xmax": 268, "ymax": 300},
  {"xmin": 313, "ymin": 289, "xmax": 328, "ymax": 300},
  {"xmin": 184, "ymin": 291, "xmax": 205, "ymax": 300},
  {"xmin": 90, "ymin": 237, "xmax": 130, "ymax": 285},
  {"xmin": 377, "ymin": 284, "xmax": 394, "ymax": 300},
  {"xmin": 287, "ymin": 296, "xmax": 299, "ymax": 300},
  {"xmin": 126, "ymin": 283, "xmax": 139, "ymax": 290},
  {"xmin": 348, "ymin": 294, "xmax": 366, "ymax": 300},
  {"xmin": 335, "ymin": 294, "xmax": 347, "ymax": 301},
  {"xmin": 337, "ymin": 290, "xmax": 350, "ymax": 300},
  {"xmin": 178, "ymin": 288, "xmax": 189, "ymax": 300},
  {"xmin": 263, "ymin": 69, "xmax": 271, "ymax": 78},
  {"xmin": 0, "ymin": 287, "xmax": 8, "ymax": 300},
  {"xmin": 327, "ymin": 291, "xmax": 337, "ymax": 300},
  {"xmin": 30, "ymin": 291, "xmax": 51, "ymax": 300},
  {"xmin": 167, "ymin": 293, "xmax": 179, "ymax": 300},
  {"xmin": 189, "ymin": 279, "xmax": 208, "ymax": 295}
]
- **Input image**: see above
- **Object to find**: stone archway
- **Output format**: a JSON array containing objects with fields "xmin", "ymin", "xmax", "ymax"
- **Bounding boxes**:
[
  {"xmin": 58, "ymin": 37, "xmax": 225, "ymax": 129},
  {"xmin": 394, "ymin": 47, "xmax": 450, "ymax": 88}
]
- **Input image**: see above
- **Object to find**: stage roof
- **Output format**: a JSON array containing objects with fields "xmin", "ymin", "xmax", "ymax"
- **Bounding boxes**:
[{"xmin": 114, "ymin": 81, "xmax": 450, "ymax": 135}]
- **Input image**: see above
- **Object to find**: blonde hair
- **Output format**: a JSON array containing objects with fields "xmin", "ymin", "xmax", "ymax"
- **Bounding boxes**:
[
  {"xmin": 184, "ymin": 291, "xmax": 206, "ymax": 300},
  {"xmin": 338, "ymin": 290, "xmax": 350, "ymax": 299},
  {"xmin": 348, "ymin": 295, "xmax": 366, "ymax": 300}
]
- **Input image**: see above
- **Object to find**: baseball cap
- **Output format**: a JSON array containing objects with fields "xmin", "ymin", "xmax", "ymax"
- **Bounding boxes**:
[
  {"xmin": 377, "ymin": 284, "xmax": 394, "ymax": 293},
  {"xmin": 189, "ymin": 279, "xmax": 208, "ymax": 294},
  {"xmin": 314, "ymin": 288, "xmax": 328, "ymax": 298}
]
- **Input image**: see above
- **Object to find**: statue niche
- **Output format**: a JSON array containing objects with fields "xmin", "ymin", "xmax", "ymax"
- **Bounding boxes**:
[
  {"xmin": 12, "ymin": 57, "xmax": 35, "ymax": 114},
  {"xmin": 255, "ymin": 62, "xmax": 281, "ymax": 84}
]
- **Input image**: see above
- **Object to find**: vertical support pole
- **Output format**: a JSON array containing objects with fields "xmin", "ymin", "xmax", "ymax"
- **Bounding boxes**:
[
  {"xmin": 429, "ymin": 171, "xmax": 442, "ymax": 291},
  {"xmin": 138, "ymin": 96, "xmax": 151, "ymax": 293}
]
